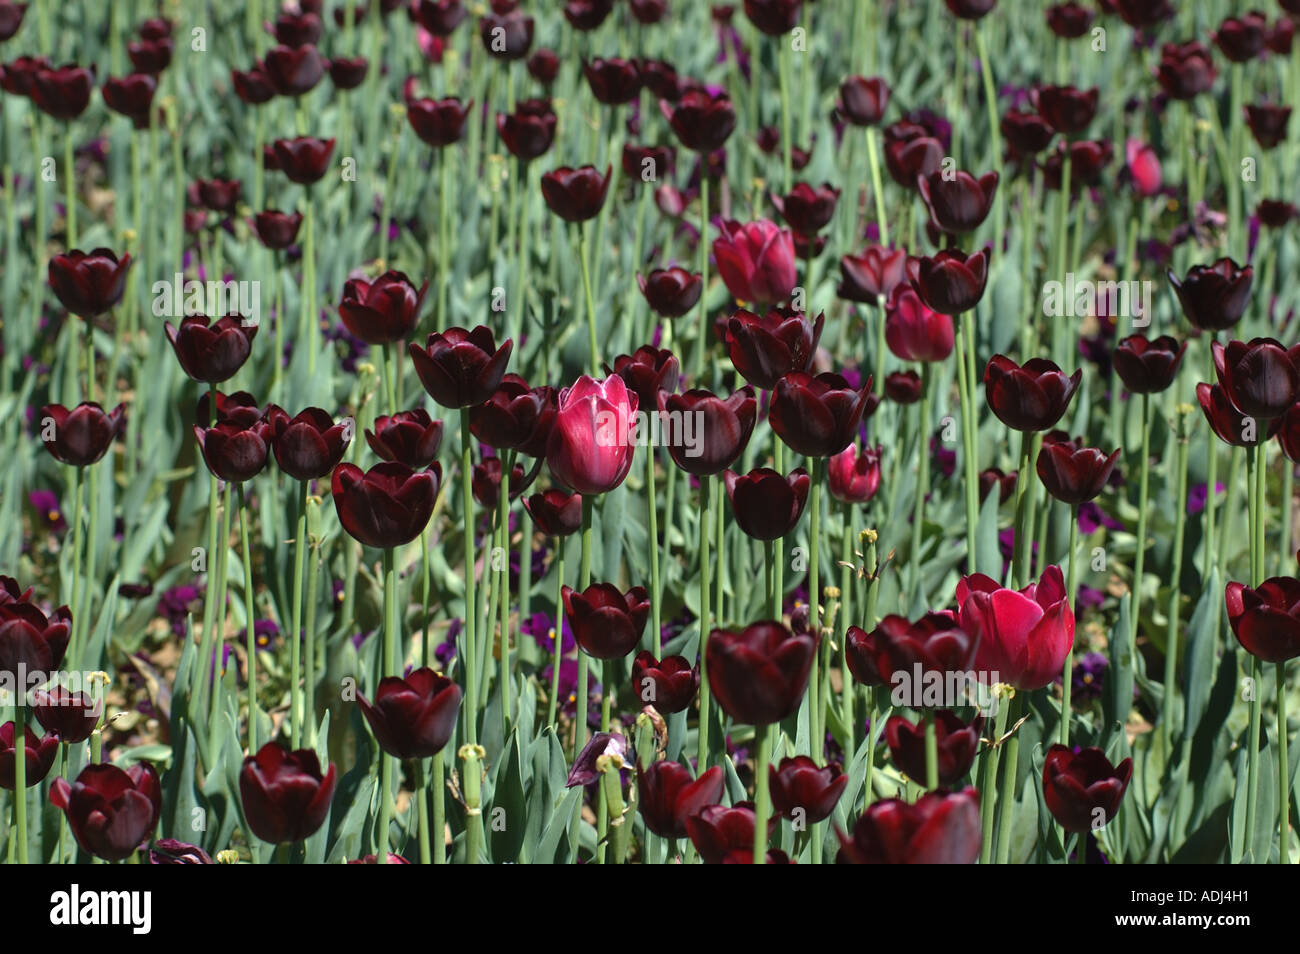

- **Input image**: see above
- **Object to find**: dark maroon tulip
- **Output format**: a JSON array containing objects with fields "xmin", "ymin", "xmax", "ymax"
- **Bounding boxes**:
[
  {"xmin": 918, "ymin": 170, "xmax": 998, "ymax": 235},
  {"xmin": 523, "ymin": 489, "xmax": 584, "ymax": 537},
  {"xmin": 194, "ymin": 417, "xmax": 271, "ymax": 483},
  {"xmin": 264, "ymin": 43, "xmax": 324, "ymax": 96},
  {"xmin": 527, "ymin": 48, "xmax": 560, "ymax": 85},
  {"xmin": 723, "ymin": 467, "xmax": 810, "ymax": 540},
  {"xmin": 563, "ymin": 583, "xmax": 651, "ymax": 660},
  {"xmin": 638, "ymin": 59, "xmax": 683, "ymax": 100},
  {"xmin": 623, "ymin": 143, "xmax": 675, "ymax": 183},
  {"xmin": 408, "ymin": 96, "xmax": 471, "ymax": 147},
  {"xmin": 583, "ymin": 57, "xmax": 640, "ymax": 106},
  {"xmin": 1112, "ymin": 334, "xmax": 1186, "ymax": 394},
  {"xmin": 327, "ymin": 56, "xmax": 369, "ymax": 89},
  {"xmin": 0, "ymin": 723, "xmax": 59, "ymax": 790},
  {"xmin": 338, "ymin": 270, "xmax": 427, "ymax": 344},
  {"xmin": 165, "ymin": 315, "xmax": 257, "ymax": 383},
  {"xmin": 0, "ymin": 600, "xmax": 70, "ymax": 679},
  {"xmin": 744, "ymin": 0, "xmax": 802, "ymax": 34},
  {"xmin": 48, "ymin": 248, "xmax": 132, "ymax": 317},
  {"xmin": 837, "ymin": 787, "xmax": 981, "ymax": 863},
  {"xmin": 357, "ymin": 667, "xmax": 462, "ymax": 760},
  {"xmin": 195, "ymin": 178, "xmax": 241, "ymax": 214},
  {"xmin": 272, "ymin": 136, "xmax": 335, "ymax": 184},
  {"xmin": 1035, "ymin": 84, "xmax": 1098, "ymax": 135},
  {"xmin": 907, "ymin": 248, "xmax": 989, "ymax": 315},
  {"xmin": 979, "ymin": 467, "xmax": 1018, "ymax": 504},
  {"xmin": 666, "ymin": 89, "xmax": 737, "ymax": 153},
  {"xmin": 541, "ymin": 165, "xmax": 611, "ymax": 223},
  {"xmin": 470, "ymin": 374, "xmax": 549, "ymax": 450},
  {"xmin": 1258, "ymin": 200, "xmax": 1298, "ymax": 228},
  {"xmin": 610, "ymin": 346, "xmax": 680, "ymax": 410},
  {"xmin": 706, "ymin": 621, "xmax": 816, "ymax": 725},
  {"xmin": 1042, "ymin": 744, "xmax": 1133, "ymax": 833},
  {"xmin": 1245, "ymin": 103, "xmax": 1291, "ymax": 150},
  {"xmin": 772, "ymin": 182, "xmax": 840, "ymax": 236},
  {"xmin": 409, "ymin": 326, "xmax": 513, "ymax": 409},
  {"xmin": 0, "ymin": 55, "xmax": 50, "ymax": 97},
  {"xmin": 944, "ymin": 0, "xmax": 994, "ymax": 17},
  {"xmin": 497, "ymin": 99, "xmax": 557, "ymax": 161},
  {"xmin": 660, "ymin": 388, "xmax": 756, "ymax": 476},
  {"xmin": 365, "ymin": 409, "xmax": 443, "ymax": 468},
  {"xmin": 1213, "ymin": 338, "xmax": 1300, "ymax": 420},
  {"xmin": 50, "ymin": 763, "xmax": 161, "ymax": 861},
  {"xmin": 725, "ymin": 308, "xmax": 823, "ymax": 390},
  {"xmin": 1169, "ymin": 258, "xmax": 1253, "ymax": 332},
  {"xmin": 196, "ymin": 389, "xmax": 262, "ymax": 428},
  {"xmin": 1268, "ymin": 19, "xmax": 1295, "ymax": 55},
  {"xmin": 1215, "ymin": 12, "xmax": 1268, "ymax": 62},
  {"xmin": 638, "ymin": 762, "xmax": 723, "ymax": 839},
  {"xmin": 770, "ymin": 371, "xmax": 874, "ymax": 457},
  {"xmin": 769, "ymin": 756, "xmax": 847, "ymax": 823},
  {"xmin": 415, "ymin": 0, "xmax": 466, "ymax": 35},
  {"xmin": 39, "ymin": 402, "xmax": 124, "ymax": 467},
  {"xmin": 564, "ymin": 0, "xmax": 614, "ymax": 30},
  {"xmin": 102, "ymin": 72, "xmax": 157, "ymax": 128},
  {"xmin": 844, "ymin": 612, "xmax": 976, "ymax": 688},
  {"xmin": 686, "ymin": 802, "xmax": 782, "ymax": 863},
  {"xmin": 149, "ymin": 839, "xmax": 213, "ymax": 864},
  {"xmin": 629, "ymin": 0, "xmax": 668, "ymax": 24},
  {"xmin": 1225, "ymin": 577, "xmax": 1300, "ymax": 662},
  {"xmin": 32, "ymin": 687, "xmax": 101, "ymax": 744},
  {"xmin": 1042, "ymin": 139, "xmax": 1113, "ymax": 190},
  {"xmin": 885, "ymin": 287, "xmax": 953, "ymax": 363},
  {"xmin": 268, "ymin": 406, "xmax": 352, "ymax": 480},
  {"xmin": 331, "ymin": 461, "xmax": 439, "ymax": 548},
  {"xmin": 884, "ymin": 123, "xmax": 944, "ymax": 188},
  {"xmin": 885, "ymin": 370, "xmax": 923, "ymax": 404},
  {"xmin": 1156, "ymin": 41, "xmax": 1217, "ymax": 100},
  {"xmin": 631, "ymin": 652, "xmax": 698, "ymax": 714},
  {"xmin": 839, "ymin": 245, "xmax": 908, "ymax": 304},
  {"xmin": 1036, "ymin": 437, "xmax": 1119, "ymax": 506},
  {"xmin": 274, "ymin": 11, "xmax": 323, "ymax": 46},
  {"xmin": 1196, "ymin": 382, "xmax": 1281, "ymax": 447},
  {"xmin": 31, "ymin": 64, "xmax": 92, "ymax": 119},
  {"xmin": 838, "ymin": 75, "xmax": 889, "ymax": 126},
  {"xmin": 0, "ymin": 1, "xmax": 26, "ymax": 42},
  {"xmin": 239, "ymin": 742, "xmax": 336, "ymax": 843},
  {"xmin": 480, "ymin": 8, "xmax": 534, "ymax": 60},
  {"xmin": 1001, "ymin": 109, "xmax": 1055, "ymax": 157},
  {"xmin": 984, "ymin": 355, "xmax": 1081, "ymax": 432},
  {"xmin": 828, "ymin": 442, "xmax": 882, "ymax": 505},
  {"xmin": 1045, "ymin": 2, "xmax": 1093, "ymax": 37},
  {"xmin": 515, "ymin": 386, "xmax": 557, "ymax": 458},
  {"xmin": 637, "ymin": 268, "xmax": 700, "ymax": 318},
  {"xmin": 1280, "ymin": 403, "xmax": 1300, "ymax": 463},
  {"xmin": 1112, "ymin": 0, "xmax": 1174, "ymax": 27},
  {"xmin": 253, "ymin": 209, "xmax": 303, "ymax": 250},
  {"xmin": 232, "ymin": 63, "xmax": 276, "ymax": 104}
]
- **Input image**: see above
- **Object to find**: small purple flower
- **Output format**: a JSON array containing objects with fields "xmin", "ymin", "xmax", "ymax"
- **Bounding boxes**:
[
  {"xmin": 28, "ymin": 490, "xmax": 67, "ymax": 533},
  {"xmin": 158, "ymin": 584, "xmax": 203, "ymax": 637},
  {"xmin": 521, "ymin": 611, "xmax": 574, "ymax": 655},
  {"xmin": 930, "ymin": 432, "xmax": 957, "ymax": 479},
  {"xmin": 1186, "ymin": 481, "xmax": 1224, "ymax": 516},
  {"xmin": 566, "ymin": 731, "xmax": 627, "ymax": 788},
  {"xmin": 253, "ymin": 618, "xmax": 280, "ymax": 651},
  {"xmin": 1071, "ymin": 652, "xmax": 1108, "ymax": 703},
  {"xmin": 1078, "ymin": 501, "xmax": 1123, "ymax": 535}
]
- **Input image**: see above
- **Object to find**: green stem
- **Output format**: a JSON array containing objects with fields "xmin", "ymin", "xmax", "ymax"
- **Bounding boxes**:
[
  {"xmin": 1277, "ymin": 661, "xmax": 1290, "ymax": 863},
  {"xmin": 647, "ymin": 449, "xmax": 662, "ymax": 656},
  {"xmin": 1161, "ymin": 418, "xmax": 1190, "ymax": 756},
  {"xmin": 499, "ymin": 453, "xmax": 513, "ymax": 721},
  {"xmin": 979, "ymin": 693, "xmax": 1009, "ymax": 864},
  {"xmin": 808, "ymin": 456, "xmax": 823, "ymax": 758},
  {"xmin": 1060, "ymin": 507, "xmax": 1080, "ymax": 746},
  {"xmin": 237, "ymin": 484, "xmax": 259, "ymax": 753},
  {"xmin": 1130, "ymin": 394, "xmax": 1151, "ymax": 649},
  {"xmin": 993, "ymin": 692, "xmax": 1023, "ymax": 864},
  {"xmin": 64, "ymin": 128, "xmax": 75, "ymax": 251},
  {"xmin": 692, "ymin": 175, "xmax": 710, "ymax": 383},
  {"xmin": 955, "ymin": 314, "xmax": 979, "ymax": 573},
  {"xmin": 579, "ymin": 224, "xmax": 599, "ymax": 376},
  {"xmin": 910, "ymin": 368, "xmax": 931, "ymax": 600},
  {"xmin": 12, "ymin": 699, "xmax": 26, "ymax": 864},
  {"xmin": 778, "ymin": 39, "xmax": 793, "ymax": 193},
  {"xmin": 974, "ymin": 21, "xmax": 1005, "ymax": 256},
  {"xmin": 460, "ymin": 410, "xmax": 478, "ymax": 746},
  {"xmin": 377, "ymin": 547, "xmax": 398, "ymax": 863},
  {"xmin": 924, "ymin": 710, "xmax": 938, "ymax": 790},
  {"xmin": 547, "ymin": 551, "xmax": 565, "ymax": 729},
  {"xmin": 697, "ymin": 476, "xmax": 713, "ymax": 772},
  {"xmin": 290, "ymin": 480, "xmax": 308, "ymax": 750},
  {"xmin": 753, "ymin": 723, "xmax": 773, "ymax": 864},
  {"xmin": 432, "ymin": 750, "xmax": 446, "ymax": 864}
]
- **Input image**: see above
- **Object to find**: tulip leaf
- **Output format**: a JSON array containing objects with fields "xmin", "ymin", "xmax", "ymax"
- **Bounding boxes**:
[
  {"xmin": 489, "ymin": 729, "xmax": 526, "ymax": 862},
  {"xmin": 536, "ymin": 787, "xmax": 583, "ymax": 864}
]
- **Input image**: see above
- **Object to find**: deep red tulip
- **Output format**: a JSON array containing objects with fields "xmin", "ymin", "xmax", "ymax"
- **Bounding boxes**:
[
  {"xmin": 0, "ymin": 723, "xmax": 59, "ymax": 790},
  {"xmin": 527, "ymin": 48, "xmax": 559, "ymax": 85},
  {"xmin": 1280, "ymin": 402, "xmax": 1300, "ymax": 463},
  {"xmin": 1001, "ymin": 109, "xmax": 1056, "ymax": 156},
  {"xmin": 884, "ymin": 127, "xmax": 944, "ymax": 188},
  {"xmin": 32, "ymin": 687, "xmax": 101, "ymax": 744},
  {"xmin": 1112, "ymin": 0, "xmax": 1174, "ymax": 28},
  {"xmin": 884, "ymin": 287, "xmax": 954, "ymax": 362},
  {"xmin": 1111, "ymin": 334, "xmax": 1186, "ymax": 395},
  {"xmin": 0, "ymin": 600, "xmax": 71, "ymax": 679},
  {"xmin": 31, "ymin": 63, "xmax": 92, "ymax": 119},
  {"xmin": 714, "ymin": 219, "xmax": 797, "ymax": 307},
  {"xmin": 232, "ymin": 63, "xmax": 276, "ymax": 104},
  {"xmin": 327, "ymin": 56, "xmax": 369, "ymax": 90},
  {"xmin": 984, "ymin": 355, "xmax": 1081, "ymax": 432},
  {"xmin": 723, "ymin": 467, "xmax": 810, "ymax": 540},
  {"xmin": 409, "ymin": 325, "xmax": 513, "ymax": 409},
  {"xmin": 38, "ymin": 402, "xmax": 125, "ymax": 467},
  {"xmin": 583, "ymin": 57, "xmax": 640, "ymax": 105},
  {"xmin": 769, "ymin": 756, "xmax": 847, "ymax": 822},
  {"xmin": 408, "ymin": 96, "xmax": 471, "ymax": 147},
  {"xmin": 944, "ymin": 0, "xmax": 995, "ymax": 17},
  {"xmin": 165, "ymin": 315, "xmax": 257, "ymax": 383},
  {"xmin": 980, "ymin": 467, "xmax": 1018, "ymax": 504},
  {"xmin": 744, "ymin": 0, "xmax": 802, "ymax": 34},
  {"xmin": 50, "ymin": 763, "xmax": 162, "ymax": 860},
  {"xmin": 725, "ymin": 308, "xmax": 823, "ymax": 390},
  {"xmin": 149, "ymin": 839, "xmax": 213, "ymax": 864},
  {"xmin": 0, "ymin": 55, "xmax": 51, "ymax": 97},
  {"xmin": 274, "ymin": 11, "xmax": 323, "ymax": 47},
  {"xmin": 497, "ymin": 99, "xmax": 557, "ymax": 161},
  {"xmin": 636, "ymin": 268, "xmax": 700, "ymax": 318},
  {"xmin": 659, "ymin": 387, "xmax": 756, "ymax": 476},
  {"xmin": 338, "ymin": 270, "xmax": 427, "ymax": 344},
  {"xmin": 267, "ymin": 406, "xmax": 352, "ymax": 480},
  {"xmin": 839, "ymin": 245, "xmax": 908, "ymax": 304},
  {"xmin": 194, "ymin": 416, "xmax": 271, "ymax": 483},
  {"xmin": 48, "ymin": 248, "xmax": 132, "ymax": 317},
  {"xmin": 837, "ymin": 788, "xmax": 981, "ymax": 863},
  {"xmin": 523, "ymin": 489, "xmax": 584, "ymax": 537},
  {"xmin": 1215, "ymin": 12, "xmax": 1269, "ymax": 62},
  {"xmin": 1045, "ymin": 2, "xmax": 1093, "ymax": 37},
  {"xmin": 415, "ymin": 0, "xmax": 467, "ymax": 35},
  {"xmin": 686, "ymin": 802, "xmax": 783, "ymax": 863},
  {"xmin": 706, "ymin": 621, "xmax": 816, "ymax": 725},
  {"xmin": 907, "ymin": 248, "xmax": 989, "ymax": 315},
  {"xmin": 838, "ymin": 75, "xmax": 890, "ymax": 126},
  {"xmin": 917, "ymin": 170, "xmax": 998, "ymax": 236},
  {"xmin": 264, "ymin": 43, "xmax": 324, "ymax": 95},
  {"xmin": 331, "ymin": 461, "xmax": 439, "ymax": 548},
  {"xmin": 563, "ymin": 583, "xmax": 651, "ymax": 659},
  {"xmin": 365, "ymin": 409, "xmax": 444, "ymax": 468},
  {"xmin": 1041, "ymin": 139, "xmax": 1113, "ymax": 190},
  {"xmin": 541, "ymin": 165, "xmax": 611, "ymax": 223},
  {"xmin": 194, "ymin": 177, "xmax": 241, "ymax": 215},
  {"xmin": 1124, "ymin": 139, "xmax": 1162, "ymax": 197},
  {"xmin": 956, "ymin": 565, "xmax": 1074, "ymax": 691},
  {"xmin": 1042, "ymin": 744, "xmax": 1133, "ymax": 833},
  {"xmin": 1035, "ymin": 84, "xmax": 1098, "ymax": 135},
  {"xmin": 102, "ymin": 72, "xmax": 158, "ymax": 128},
  {"xmin": 0, "ymin": 1, "xmax": 26, "ymax": 42},
  {"xmin": 770, "ymin": 371, "xmax": 874, "ymax": 458},
  {"xmin": 637, "ymin": 762, "xmax": 723, "ymax": 839},
  {"xmin": 480, "ymin": 8, "xmax": 534, "ymax": 60},
  {"xmin": 546, "ymin": 374, "xmax": 637, "ymax": 495},
  {"xmin": 629, "ymin": 0, "xmax": 668, "ymax": 24},
  {"xmin": 1245, "ymin": 103, "xmax": 1291, "ymax": 150},
  {"xmin": 844, "ymin": 612, "xmax": 976, "ymax": 689},
  {"xmin": 271, "ymin": 136, "xmax": 335, "ymax": 184},
  {"xmin": 1169, "ymin": 258, "xmax": 1252, "ymax": 332},
  {"xmin": 1258, "ymin": 199, "xmax": 1298, "ymax": 228},
  {"xmin": 631, "ymin": 652, "xmax": 699, "ymax": 714},
  {"xmin": 357, "ymin": 667, "xmax": 462, "ymax": 760},
  {"xmin": 239, "ymin": 742, "xmax": 336, "ymax": 843},
  {"xmin": 1196, "ymin": 382, "xmax": 1280, "ymax": 447},
  {"xmin": 828, "ymin": 442, "xmax": 882, "ymax": 505},
  {"xmin": 1156, "ymin": 41, "xmax": 1217, "ymax": 100},
  {"xmin": 1213, "ymin": 338, "xmax": 1300, "ymax": 420},
  {"xmin": 886, "ymin": 711, "xmax": 984, "ymax": 788},
  {"xmin": 564, "ymin": 0, "xmax": 615, "ymax": 30},
  {"xmin": 610, "ymin": 346, "xmax": 680, "ymax": 409},
  {"xmin": 1268, "ymin": 18, "xmax": 1295, "ymax": 55},
  {"xmin": 253, "ymin": 209, "xmax": 304, "ymax": 250},
  {"xmin": 772, "ymin": 182, "xmax": 840, "ymax": 236},
  {"xmin": 623, "ymin": 142, "xmax": 676, "ymax": 182},
  {"xmin": 137, "ymin": 17, "xmax": 173, "ymax": 39},
  {"xmin": 1225, "ymin": 578, "xmax": 1300, "ymax": 662},
  {"xmin": 665, "ymin": 88, "xmax": 737, "ymax": 153}
]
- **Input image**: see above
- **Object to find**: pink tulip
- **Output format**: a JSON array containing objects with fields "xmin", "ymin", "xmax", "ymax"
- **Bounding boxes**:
[
  {"xmin": 885, "ymin": 286, "xmax": 955, "ymax": 362},
  {"xmin": 712, "ymin": 219, "xmax": 798, "ymax": 307},
  {"xmin": 828, "ymin": 443, "xmax": 883, "ymax": 504},
  {"xmin": 546, "ymin": 375, "xmax": 638, "ymax": 496},
  {"xmin": 1125, "ymin": 139, "xmax": 1162, "ymax": 197},
  {"xmin": 955, "ymin": 565, "xmax": 1075, "ymax": 690}
]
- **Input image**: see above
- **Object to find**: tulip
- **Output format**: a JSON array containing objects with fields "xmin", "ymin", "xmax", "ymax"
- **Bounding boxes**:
[
  {"xmin": 268, "ymin": 406, "xmax": 352, "ymax": 480},
  {"xmin": 1279, "ymin": 403, "xmax": 1300, "ymax": 463},
  {"xmin": 1225, "ymin": 578, "xmax": 1300, "ymax": 662},
  {"xmin": 723, "ymin": 467, "xmax": 810, "ymax": 540},
  {"xmin": 1042, "ymin": 744, "xmax": 1133, "ymax": 833},
  {"xmin": 583, "ymin": 57, "xmax": 640, "ymax": 105},
  {"xmin": 836, "ymin": 787, "xmax": 981, "ymax": 863},
  {"xmin": 956, "ymin": 564, "xmax": 1074, "ymax": 690},
  {"xmin": 149, "ymin": 839, "xmax": 214, "ymax": 864},
  {"xmin": 1124, "ymin": 139, "xmax": 1162, "ymax": 197},
  {"xmin": 563, "ymin": 583, "xmax": 651, "ymax": 659},
  {"xmin": 409, "ymin": 325, "xmax": 513, "ymax": 409},
  {"xmin": 1113, "ymin": 0, "xmax": 1174, "ymax": 27},
  {"xmin": 610, "ymin": 346, "xmax": 680, "ymax": 411},
  {"xmin": 327, "ymin": 56, "xmax": 368, "ymax": 89},
  {"xmin": 32, "ymin": 687, "xmax": 101, "ymax": 744},
  {"xmin": 194, "ymin": 416, "xmax": 271, "ymax": 483},
  {"xmin": 1258, "ymin": 200, "xmax": 1298, "ymax": 228},
  {"xmin": 636, "ymin": 268, "xmax": 700, "ymax": 318},
  {"xmin": 907, "ymin": 248, "xmax": 989, "ymax": 315},
  {"xmin": 566, "ymin": 731, "xmax": 627, "ymax": 787},
  {"xmin": 541, "ymin": 164, "xmax": 611, "ymax": 222},
  {"xmin": 769, "ymin": 756, "xmax": 847, "ymax": 822},
  {"xmin": 0, "ymin": 55, "xmax": 50, "ymax": 98},
  {"xmin": 629, "ymin": 0, "xmax": 667, "ymax": 24},
  {"xmin": 408, "ymin": 96, "xmax": 471, "ymax": 147},
  {"xmin": 357, "ymin": 667, "xmax": 462, "ymax": 759},
  {"xmin": 480, "ymin": 7, "xmax": 534, "ymax": 58},
  {"xmin": 331, "ymin": 461, "xmax": 439, "ymax": 549},
  {"xmin": 744, "ymin": 0, "xmax": 802, "ymax": 35},
  {"xmin": 472, "ymin": 457, "xmax": 526, "ymax": 508},
  {"xmin": 195, "ymin": 178, "xmax": 241, "ymax": 214},
  {"xmin": 527, "ymin": 48, "xmax": 559, "ymax": 85},
  {"xmin": 637, "ymin": 761, "xmax": 724, "ymax": 839},
  {"xmin": 944, "ymin": 0, "xmax": 995, "ymax": 18},
  {"xmin": 470, "ymin": 374, "xmax": 549, "ymax": 450},
  {"xmin": 49, "ymin": 763, "xmax": 162, "ymax": 861},
  {"xmin": 1244, "ymin": 104, "xmax": 1291, "ymax": 150},
  {"xmin": 885, "ymin": 370, "xmax": 923, "ymax": 404},
  {"xmin": 415, "ymin": 0, "xmax": 467, "ymax": 35},
  {"xmin": 497, "ymin": 99, "xmax": 557, "ymax": 161},
  {"xmin": 0, "ymin": 722, "xmax": 59, "ymax": 789},
  {"xmin": 984, "ymin": 355, "xmax": 1081, "ymax": 432},
  {"xmin": 828, "ymin": 442, "xmax": 883, "ymax": 505},
  {"xmin": 1215, "ymin": 12, "xmax": 1268, "ymax": 62},
  {"xmin": 0, "ymin": 600, "xmax": 71, "ymax": 678},
  {"xmin": 660, "ymin": 387, "xmax": 756, "ymax": 476},
  {"xmin": 239, "ymin": 742, "xmax": 337, "ymax": 843},
  {"xmin": 1112, "ymin": 334, "xmax": 1186, "ymax": 394},
  {"xmin": 838, "ymin": 245, "xmax": 908, "ymax": 304},
  {"xmin": 1154, "ymin": 40, "xmax": 1216, "ymax": 100},
  {"xmin": 1212, "ymin": 338, "xmax": 1300, "ymax": 420},
  {"xmin": 1035, "ymin": 84, "xmax": 1098, "ymax": 134},
  {"xmin": 31, "ymin": 64, "xmax": 92, "ymax": 119},
  {"xmin": 523, "ymin": 489, "xmax": 584, "ymax": 537},
  {"xmin": 253, "ymin": 209, "xmax": 303, "ymax": 250},
  {"xmin": 232, "ymin": 64, "xmax": 276, "ymax": 104},
  {"xmin": 724, "ymin": 309, "xmax": 822, "ymax": 390},
  {"xmin": 886, "ymin": 711, "xmax": 984, "ymax": 787},
  {"xmin": 706, "ymin": 621, "xmax": 816, "ymax": 725},
  {"xmin": 917, "ymin": 170, "xmax": 998, "ymax": 235},
  {"xmin": 772, "ymin": 182, "xmax": 840, "ymax": 236},
  {"xmin": 271, "ymin": 136, "xmax": 336, "ymax": 184},
  {"xmin": 631, "ymin": 652, "xmax": 699, "ymax": 714},
  {"xmin": 844, "ymin": 612, "xmax": 977, "ymax": 689},
  {"xmin": 885, "ymin": 287, "xmax": 954, "ymax": 362},
  {"xmin": 264, "ymin": 43, "xmax": 324, "ymax": 95},
  {"xmin": 365, "ymin": 409, "xmax": 444, "ymax": 468},
  {"xmin": 838, "ymin": 76, "xmax": 889, "ymax": 126},
  {"xmin": 884, "ymin": 130, "xmax": 943, "ymax": 188},
  {"xmin": 1196, "ymin": 382, "xmax": 1280, "ymax": 447},
  {"xmin": 546, "ymin": 374, "xmax": 638, "ymax": 496},
  {"xmin": 0, "ymin": 1, "xmax": 26, "ymax": 41},
  {"xmin": 623, "ymin": 142, "xmax": 675, "ymax": 181},
  {"xmin": 101, "ymin": 73, "xmax": 157, "ymax": 128},
  {"xmin": 274, "ymin": 11, "xmax": 322, "ymax": 47},
  {"xmin": 338, "ymin": 270, "xmax": 427, "ymax": 346},
  {"xmin": 1036, "ymin": 437, "xmax": 1120, "ymax": 506},
  {"xmin": 38, "ymin": 402, "xmax": 125, "ymax": 467},
  {"xmin": 48, "ymin": 248, "xmax": 132, "ymax": 317},
  {"xmin": 1001, "ymin": 110, "xmax": 1056, "ymax": 156},
  {"xmin": 1041, "ymin": 139, "xmax": 1113, "ymax": 190},
  {"xmin": 665, "ymin": 89, "xmax": 737, "ymax": 153},
  {"xmin": 564, "ymin": 0, "xmax": 615, "ymax": 30},
  {"xmin": 685, "ymin": 803, "xmax": 783, "ymax": 863},
  {"xmin": 770, "ymin": 371, "xmax": 874, "ymax": 458},
  {"xmin": 1169, "ymin": 258, "xmax": 1252, "ymax": 332},
  {"xmin": 1045, "ymin": 2, "xmax": 1093, "ymax": 37}
]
